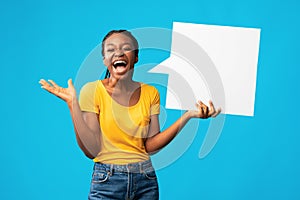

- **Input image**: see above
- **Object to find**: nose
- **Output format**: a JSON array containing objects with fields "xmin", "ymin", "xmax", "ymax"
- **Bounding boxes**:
[{"xmin": 114, "ymin": 49, "xmax": 124, "ymax": 57}]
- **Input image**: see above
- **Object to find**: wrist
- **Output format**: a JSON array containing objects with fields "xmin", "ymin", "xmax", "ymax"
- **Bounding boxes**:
[
  {"xmin": 184, "ymin": 110, "xmax": 194, "ymax": 120},
  {"xmin": 67, "ymin": 95, "xmax": 78, "ymax": 110}
]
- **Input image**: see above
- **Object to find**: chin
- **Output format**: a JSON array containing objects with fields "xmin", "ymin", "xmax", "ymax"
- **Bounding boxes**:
[
  {"xmin": 115, "ymin": 70, "xmax": 134, "ymax": 80},
  {"xmin": 114, "ymin": 72, "xmax": 131, "ymax": 80}
]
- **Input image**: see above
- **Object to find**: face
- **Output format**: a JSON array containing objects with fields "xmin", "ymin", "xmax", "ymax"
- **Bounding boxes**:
[{"xmin": 103, "ymin": 33, "xmax": 138, "ymax": 80}]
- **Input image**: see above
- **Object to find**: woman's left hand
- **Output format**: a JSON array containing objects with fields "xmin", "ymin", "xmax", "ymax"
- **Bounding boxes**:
[{"xmin": 188, "ymin": 100, "xmax": 221, "ymax": 119}]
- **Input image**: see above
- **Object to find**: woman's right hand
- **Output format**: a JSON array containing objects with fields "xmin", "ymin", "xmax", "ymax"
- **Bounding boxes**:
[{"xmin": 39, "ymin": 79, "xmax": 76, "ymax": 106}]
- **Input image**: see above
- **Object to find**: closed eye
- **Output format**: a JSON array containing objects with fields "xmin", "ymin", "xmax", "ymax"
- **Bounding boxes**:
[
  {"xmin": 106, "ymin": 49, "xmax": 115, "ymax": 52},
  {"xmin": 123, "ymin": 46, "xmax": 132, "ymax": 51}
]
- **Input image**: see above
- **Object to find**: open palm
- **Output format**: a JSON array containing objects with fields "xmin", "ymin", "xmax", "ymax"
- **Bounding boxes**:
[{"xmin": 39, "ymin": 79, "xmax": 76, "ymax": 105}]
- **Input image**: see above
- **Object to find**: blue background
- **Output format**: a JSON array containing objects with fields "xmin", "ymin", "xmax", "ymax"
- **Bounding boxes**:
[{"xmin": 1, "ymin": 0, "xmax": 299, "ymax": 199}]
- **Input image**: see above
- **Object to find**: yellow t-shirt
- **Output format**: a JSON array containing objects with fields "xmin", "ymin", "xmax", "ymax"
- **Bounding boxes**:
[{"xmin": 79, "ymin": 80, "xmax": 160, "ymax": 164}]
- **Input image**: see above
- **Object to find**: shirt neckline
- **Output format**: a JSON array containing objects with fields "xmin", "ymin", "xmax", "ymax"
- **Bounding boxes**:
[{"xmin": 99, "ymin": 80, "xmax": 143, "ymax": 109}]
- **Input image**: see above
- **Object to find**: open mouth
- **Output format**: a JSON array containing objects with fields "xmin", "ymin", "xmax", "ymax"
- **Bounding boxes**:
[
  {"xmin": 112, "ymin": 60, "xmax": 128, "ymax": 74},
  {"xmin": 113, "ymin": 60, "xmax": 127, "ymax": 68}
]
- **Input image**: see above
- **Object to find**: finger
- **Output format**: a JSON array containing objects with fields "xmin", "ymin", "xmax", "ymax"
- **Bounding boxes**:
[
  {"xmin": 202, "ymin": 105, "xmax": 208, "ymax": 116},
  {"xmin": 197, "ymin": 100, "xmax": 204, "ymax": 110},
  {"xmin": 39, "ymin": 79, "xmax": 46, "ymax": 84},
  {"xmin": 197, "ymin": 100, "xmax": 210, "ymax": 118},
  {"xmin": 67, "ymin": 78, "xmax": 74, "ymax": 88},
  {"xmin": 39, "ymin": 79, "xmax": 53, "ymax": 90},
  {"xmin": 208, "ymin": 100, "xmax": 216, "ymax": 116},
  {"xmin": 199, "ymin": 100, "xmax": 208, "ymax": 108},
  {"xmin": 198, "ymin": 100, "xmax": 205, "ymax": 106},
  {"xmin": 48, "ymin": 79, "xmax": 59, "ymax": 88},
  {"xmin": 195, "ymin": 102, "xmax": 203, "ymax": 112},
  {"xmin": 200, "ymin": 100, "xmax": 209, "ymax": 114},
  {"xmin": 194, "ymin": 102, "xmax": 202, "ymax": 114},
  {"xmin": 49, "ymin": 80, "xmax": 66, "ymax": 95},
  {"xmin": 40, "ymin": 79, "xmax": 62, "ymax": 95},
  {"xmin": 211, "ymin": 108, "xmax": 221, "ymax": 118},
  {"xmin": 195, "ymin": 102, "xmax": 200, "ymax": 109},
  {"xmin": 199, "ymin": 106, "xmax": 204, "ymax": 117},
  {"xmin": 195, "ymin": 100, "xmax": 201, "ymax": 108},
  {"xmin": 195, "ymin": 101, "xmax": 202, "ymax": 111},
  {"xmin": 68, "ymin": 78, "xmax": 72, "ymax": 86},
  {"xmin": 39, "ymin": 79, "xmax": 50, "ymax": 87}
]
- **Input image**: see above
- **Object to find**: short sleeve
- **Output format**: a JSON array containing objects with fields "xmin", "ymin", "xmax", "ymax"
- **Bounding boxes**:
[
  {"xmin": 150, "ymin": 87, "xmax": 160, "ymax": 115},
  {"xmin": 78, "ymin": 81, "xmax": 100, "ymax": 114}
]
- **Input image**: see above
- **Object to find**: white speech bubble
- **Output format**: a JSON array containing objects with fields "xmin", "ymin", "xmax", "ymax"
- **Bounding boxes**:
[{"xmin": 150, "ymin": 22, "xmax": 261, "ymax": 116}]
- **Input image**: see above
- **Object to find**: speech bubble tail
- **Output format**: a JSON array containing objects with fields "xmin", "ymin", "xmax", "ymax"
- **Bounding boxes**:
[{"xmin": 148, "ymin": 58, "xmax": 172, "ymax": 74}]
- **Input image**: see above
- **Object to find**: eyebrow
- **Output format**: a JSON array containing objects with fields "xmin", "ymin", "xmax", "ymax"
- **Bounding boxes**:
[{"xmin": 105, "ymin": 42, "xmax": 133, "ymax": 46}]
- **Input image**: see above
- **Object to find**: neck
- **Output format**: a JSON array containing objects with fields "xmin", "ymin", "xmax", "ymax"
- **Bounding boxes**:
[{"xmin": 108, "ymin": 77, "xmax": 137, "ymax": 92}]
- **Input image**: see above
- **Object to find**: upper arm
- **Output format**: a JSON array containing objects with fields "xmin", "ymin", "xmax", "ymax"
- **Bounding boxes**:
[
  {"xmin": 145, "ymin": 114, "xmax": 160, "ymax": 154},
  {"xmin": 147, "ymin": 114, "xmax": 160, "ymax": 138},
  {"xmin": 82, "ymin": 111, "xmax": 101, "ymax": 135},
  {"xmin": 148, "ymin": 86, "xmax": 160, "ymax": 137}
]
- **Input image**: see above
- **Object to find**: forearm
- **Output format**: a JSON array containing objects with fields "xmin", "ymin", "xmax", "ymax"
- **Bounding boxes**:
[
  {"xmin": 145, "ymin": 111, "xmax": 193, "ymax": 153},
  {"xmin": 68, "ymin": 99, "xmax": 100, "ymax": 159}
]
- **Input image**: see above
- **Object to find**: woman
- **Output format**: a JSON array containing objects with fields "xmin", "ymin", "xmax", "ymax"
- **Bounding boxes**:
[{"xmin": 39, "ymin": 30, "xmax": 221, "ymax": 200}]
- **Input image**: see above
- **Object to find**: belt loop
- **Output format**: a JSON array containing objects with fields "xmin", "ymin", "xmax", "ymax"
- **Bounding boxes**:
[
  {"xmin": 109, "ymin": 164, "xmax": 114, "ymax": 176},
  {"xmin": 139, "ymin": 162, "xmax": 143, "ymax": 173}
]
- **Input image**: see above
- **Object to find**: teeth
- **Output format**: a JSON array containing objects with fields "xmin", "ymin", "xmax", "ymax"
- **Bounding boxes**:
[{"xmin": 113, "ymin": 60, "xmax": 127, "ymax": 66}]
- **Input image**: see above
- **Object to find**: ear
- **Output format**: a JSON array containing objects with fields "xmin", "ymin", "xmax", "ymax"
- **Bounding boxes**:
[
  {"xmin": 103, "ymin": 56, "xmax": 108, "ymax": 66},
  {"xmin": 134, "ymin": 56, "xmax": 138, "ymax": 64}
]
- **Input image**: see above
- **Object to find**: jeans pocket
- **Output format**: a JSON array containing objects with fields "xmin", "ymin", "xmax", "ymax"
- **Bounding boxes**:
[
  {"xmin": 143, "ymin": 170, "xmax": 157, "ymax": 180},
  {"xmin": 92, "ymin": 170, "xmax": 110, "ymax": 183}
]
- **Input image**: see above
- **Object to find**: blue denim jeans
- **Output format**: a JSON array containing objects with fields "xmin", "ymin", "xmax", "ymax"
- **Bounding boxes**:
[{"xmin": 88, "ymin": 160, "xmax": 159, "ymax": 200}]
